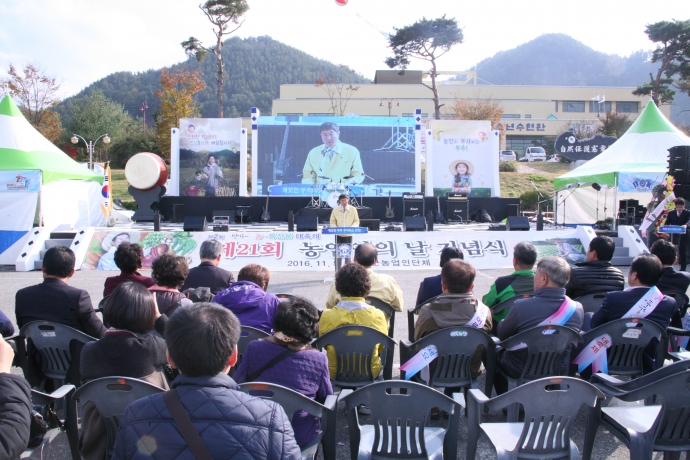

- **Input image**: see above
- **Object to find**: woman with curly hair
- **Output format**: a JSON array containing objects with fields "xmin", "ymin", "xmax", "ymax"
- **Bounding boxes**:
[
  {"xmin": 149, "ymin": 253, "xmax": 192, "ymax": 316},
  {"xmin": 318, "ymin": 263, "xmax": 387, "ymax": 379},
  {"xmin": 103, "ymin": 242, "xmax": 155, "ymax": 296},
  {"xmin": 234, "ymin": 297, "xmax": 332, "ymax": 448}
]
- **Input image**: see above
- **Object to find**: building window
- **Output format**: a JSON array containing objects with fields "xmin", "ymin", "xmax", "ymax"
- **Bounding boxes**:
[
  {"xmin": 525, "ymin": 114, "xmax": 532, "ymax": 119},
  {"xmin": 589, "ymin": 101, "xmax": 612, "ymax": 112},
  {"xmin": 506, "ymin": 136, "xmax": 553, "ymax": 158},
  {"xmin": 501, "ymin": 114, "xmax": 520, "ymax": 119},
  {"xmin": 562, "ymin": 101, "xmax": 585, "ymax": 112},
  {"xmin": 616, "ymin": 102, "xmax": 639, "ymax": 113},
  {"xmin": 277, "ymin": 113, "xmax": 303, "ymax": 116},
  {"xmin": 554, "ymin": 101, "xmax": 559, "ymax": 112}
]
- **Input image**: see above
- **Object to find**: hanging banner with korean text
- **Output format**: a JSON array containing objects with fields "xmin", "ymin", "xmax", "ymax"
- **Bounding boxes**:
[{"xmin": 81, "ymin": 229, "xmax": 583, "ymax": 271}]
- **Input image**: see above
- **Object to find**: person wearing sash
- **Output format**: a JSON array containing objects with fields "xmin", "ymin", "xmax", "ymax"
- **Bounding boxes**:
[
  {"xmin": 415, "ymin": 246, "xmax": 464, "ymax": 307},
  {"xmin": 650, "ymin": 239, "xmax": 690, "ymax": 329},
  {"xmin": 663, "ymin": 197, "xmax": 690, "ymax": 271},
  {"xmin": 495, "ymin": 256, "xmax": 584, "ymax": 394},
  {"xmin": 414, "ymin": 259, "xmax": 491, "ymax": 380}
]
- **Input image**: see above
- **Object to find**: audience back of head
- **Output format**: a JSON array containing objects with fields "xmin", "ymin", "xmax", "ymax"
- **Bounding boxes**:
[
  {"xmin": 152, "ymin": 253, "xmax": 189, "ymax": 289},
  {"xmin": 114, "ymin": 242, "xmax": 144, "ymax": 274},
  {"xmin": 43, "ymin": 246, "xmax": 75, "ymax": 278},
  {"xmin": 536, "ymin": 256, "xmax": 571, "ymax": 288},
  {"xmin": 335, "ymin": 263, "xmax": 370, "ymax": 297},
  {"xmin": 513, "ymin": 242, "xmax": 538, "ymax": 269},
  {"xmin": 650, "ymin": 239, "xmax": 677, "ymax": 266},
  {"xmin": 631, "ymin": 253, "xmax": 664, "ymax": 286},
  {"xmin": 589, "ymin": 236, "xmax": 615, "ymax": 261},
  {"xmin": 104, "ymin": 281, "xmax": 156, "ymax": 334},
  {"xmin": 441, "ymin": 259, "xmax": 475, "ymax": 294},
  {"xmin": 274, "ymin": 297, "xmax": 320, "ymax": 343},
  {"xmin": 354, "ymin": 243, "xmax": 377, "ymax": 267},
  {"xmin": 238, "ymin": 264, "xmax": 270, "ymax": 289},
  {"xmin": 199, "ymin": 239, "xmax": 223, "ymax": 261},
  {"xmin": 439, "ymin": 246, "xmax": 464, "ymax": 267},
  {"xmin": 165, "ymin": 303, "xmax": 240, "ymax": 377}
]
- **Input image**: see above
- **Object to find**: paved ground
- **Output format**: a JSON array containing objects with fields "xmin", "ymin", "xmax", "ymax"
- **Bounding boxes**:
[{"xmin": 3, "ymin": 265, "xmax": 655, "ymax": 459}]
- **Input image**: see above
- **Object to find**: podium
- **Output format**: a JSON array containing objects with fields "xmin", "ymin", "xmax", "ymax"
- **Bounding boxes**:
[{"xmin": 322, "ymin": 227, "xmax": 368, "ymax": 271}]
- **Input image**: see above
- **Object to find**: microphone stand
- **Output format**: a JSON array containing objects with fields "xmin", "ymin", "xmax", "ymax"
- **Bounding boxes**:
[{"xmin": 557, "ymin": 185, "xmax": 580, "ymax": 228}]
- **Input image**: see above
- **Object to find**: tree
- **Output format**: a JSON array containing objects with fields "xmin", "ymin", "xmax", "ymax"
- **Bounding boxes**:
[
  {"xmin": 0, "ymin": 63, "xmax": 63, "ymax": 142},
  {"xmin": 181, "ymin": 0, "xmax": 249, "ymax": 118},
  {"xmin": 108, "ymin": 130, "xmax": 161, "ymax": 168},
  {"xmin": 315, "ymin": 65, "xmax": 360, "ymax": 116},
  {"xmin": 385, "ymin": 16, "xmax": 463, "ymax": 120},
  {"xmin": 633, "ymin": 19, "xmax": 690, "ymax": 105},
  {"xmin": 155, "ymin": 68, "xmax": 206, "ymax": 158},
  {"xmin": 557, "ymin": 120, "xmax": 598, "ymax": 140},
  {"xmin": 445, "ymin": 92, "xmax": 504, "ymax": 130},
  {"xmin": 64, "ymin": 90, "xmax": 135, "ymax": 163},
  {"xmin": 597, "ymin": 110, "xmax": 632, "ymax": 138}
]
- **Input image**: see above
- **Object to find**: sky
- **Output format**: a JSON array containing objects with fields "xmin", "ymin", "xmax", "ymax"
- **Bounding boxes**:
[{"xmin": 1, "ymin": 0, "xmax": 689, "ymax": 97}]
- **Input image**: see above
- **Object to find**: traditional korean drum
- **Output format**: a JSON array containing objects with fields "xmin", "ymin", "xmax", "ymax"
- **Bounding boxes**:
[{"xmin": 125, "ymin": 152, "xmax": 168, "ymax": 191}]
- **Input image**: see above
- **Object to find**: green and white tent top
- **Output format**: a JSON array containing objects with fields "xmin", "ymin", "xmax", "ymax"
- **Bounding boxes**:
[
  {"xmin": 0, "ymin": 95, "xmax": 102, "ymax": 184},
  {"xmin": 554, "ymin": 100, "xmax": 690, "ymax": 190}
]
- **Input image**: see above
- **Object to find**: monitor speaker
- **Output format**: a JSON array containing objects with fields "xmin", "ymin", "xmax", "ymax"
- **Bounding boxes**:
[
  {"xmin": 296, "ymin": 216, "xmax": 318, "ymax": 231},
  {"xmin": 359, "ymin": 219, "xmax": 380, "ymax": 231},
  {"xmin": 171, "ymin": 204, "xmax": 185, "ymax": 223},
  {"xmin": 183, "ymin": 216, "xmax": 207, "ymax": 232},
  {"xmin": 403, "ymin": 216, "xmax": 426, "ymax": 232},
  {"xmin": 506, "ymin": 216, "xmax": 530, "ymax": 231}
]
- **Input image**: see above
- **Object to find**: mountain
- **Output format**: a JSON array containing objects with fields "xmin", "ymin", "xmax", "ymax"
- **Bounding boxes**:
[
  {"xmin": 467, "ymin": 34, "xmax": 690, "ymax": 125},
  {"xmin": 57, "ymin": 36, "xmax": 368, "ymax": 122}
]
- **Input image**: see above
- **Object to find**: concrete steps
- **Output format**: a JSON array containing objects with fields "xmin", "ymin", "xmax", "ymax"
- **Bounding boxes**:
[
  {"xmin": 33, "ymin": 233, "xmax": 77, "ymax": 270},
  {"xmin": 610, "ymin": 236, "xmax": 633, "ymax": 266}
]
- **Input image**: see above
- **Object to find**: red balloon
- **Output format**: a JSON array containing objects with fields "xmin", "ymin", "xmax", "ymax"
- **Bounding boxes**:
[{"xmin": 335, "ymin": 0, "xmax": 348, "ymax": 5}]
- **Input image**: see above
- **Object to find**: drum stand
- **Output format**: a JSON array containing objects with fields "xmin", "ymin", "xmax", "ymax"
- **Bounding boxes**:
[
  {"xmin": 349, "ymin": 191, "xmax": 362, "ymax": 208},
  {"xmin": 307, "ymin": 185, "xmax": 321, "ymax": 208}
]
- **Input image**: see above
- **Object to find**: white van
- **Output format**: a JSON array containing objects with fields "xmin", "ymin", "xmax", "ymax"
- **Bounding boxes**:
[{"xmin": 525, "ymin": 147, "xmax": 546, "ymax": 162}]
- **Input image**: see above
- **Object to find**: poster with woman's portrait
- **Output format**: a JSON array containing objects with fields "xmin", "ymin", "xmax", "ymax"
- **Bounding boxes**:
[
  {"xmin": 179, "ymin": 118, "xmax": 242, "ymax": 197},
  {"xmin": 427, "ymin": 120, "xmax": 499, "ymax": 198}
]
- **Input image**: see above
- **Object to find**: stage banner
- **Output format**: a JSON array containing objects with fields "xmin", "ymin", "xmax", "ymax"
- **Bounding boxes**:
[
  {"xmin": 427, "ymin": 120, "xmax": 498, "ymax": 198},
  {"xmin": 255, "ymin": 116, "xmax": 418, "ymax": 198},
  {"xmin": 81, "ymin": 229, "xmax": 584, "ymax": 272},
  {"xmin": 617, "ymin": 172, "xmax": 664, "ymax": 193},
  {"xmin": 178, "ymin": 118, "xmax": 243, "ymax": 198},
  {"xmin": 0, "ymin": 170, "xmax": 40, "ymax": 192}
]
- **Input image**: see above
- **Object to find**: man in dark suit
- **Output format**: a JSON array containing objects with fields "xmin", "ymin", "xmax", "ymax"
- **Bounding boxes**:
[
  {"xmin": 15, "ymin": 246, "xmax": 105, "ymax": 338},
  {"xmin": 182, "ymin": 239, "xmax": 234, "ymax": 295},
  {"xmin": 565, "ymin": 236, "xmax": 625, "ymax": 299},
  {"xmin": 650, "ymin": 239, "xmax": 690, "ymax": 296},
  {"xmin": 415, "ymin": 246, "xmax": 463, "ymax": 307},
  {"xmin": 663, "ymin": 197, "xmax": 690, "ymax": 271},
  {"xmin": 590, "ymin": 253, "xmax": 675, "ymax": 372}
]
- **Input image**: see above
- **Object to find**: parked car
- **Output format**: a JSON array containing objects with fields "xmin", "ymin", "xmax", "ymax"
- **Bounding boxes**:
[
  {"xmin": 525, "ymin": 147, "xmax": 546, "ymax": 162},
  {"xmin": 499, "ymin": 150, "xmax": 517, "ymax": 161},
  {"xmin": 517, "ymin": 156, "xmax": 529, "ymax": 162},
  {"xmin": 546, "ymin": 154, "xmax": 561, "ymax": 163}
]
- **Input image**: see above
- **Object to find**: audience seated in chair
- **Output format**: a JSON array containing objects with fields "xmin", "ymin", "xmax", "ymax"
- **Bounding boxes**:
[
  {"xmin": 319, "ymin": 263, "xmax": 388, "ymax": 380},
  {"xmin": 650, "ymin": 239, "xmax": 690, "ymax": 297},
  {"xmin": 589, "ymin": 253, "xmax": 676, "ymax": 373},
  {"xmin": 483, "ymin": 242, "xmax": 537, "ymax": 323},
  {"xmin": 103, "ymin": 242, "xmax": 155, "ymax": 296},
  {"xmin": 16, "ymin": 246, "xmax": 105, "ymax": 338},
  {"xmin": 182, "ymin": 239, "xmax": 234, "ymax": 295},
  {"xmin": 0, "ymin": 338, "xmax": 31, "ymax": 460},
  {"xmin": 415, "ymin": 246, "xmax": 464, "ymax": 307},
  {"xmin": 80, "ymin": 282, "xmax": 169, "ymax": 460},
  {"xmin": 495, "ymin": 256, "xmax": 584, "ymax": 394},
  {"xmin": 565, "ymin": 236, "xmax": 625, "ymax": 299},
  {"xmin": 111, "ymin": 303, "xmax": 301, "ymax": 460},
  {"xmin": 213, "ymin": 264, "xmax": 281, "ymax": 334},
  {"xmin": 148, "ymin": 253, "xmax": 193, "ymax": 317},
  {"xmin": 235, "ymin": 296, "xmax": 332, "ymax": 448},
  {"xmin": 415, "ymin": 259, "xmax": 491, "ymax": 379},
  {"xmin": 325, "ymin": 243, "xmax": 404, "ymax": 314}
]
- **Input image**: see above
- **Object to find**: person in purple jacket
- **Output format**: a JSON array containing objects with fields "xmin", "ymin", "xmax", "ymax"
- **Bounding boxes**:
[
  {"xmin": 234, "ymin": 296, "xmax": 332, "ymax": 448},
  {"xmin": 213, "ymin": 264, "xmax": 281, "ymax": 333}
]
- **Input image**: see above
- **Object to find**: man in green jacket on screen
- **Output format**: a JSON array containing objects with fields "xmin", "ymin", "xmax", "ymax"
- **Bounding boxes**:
[{"xmin": 483, "ymin": 242, "xmax": 537, "ymax": 323}]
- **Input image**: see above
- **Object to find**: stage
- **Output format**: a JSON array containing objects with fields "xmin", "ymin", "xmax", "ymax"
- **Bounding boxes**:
[{"xmin": 158, "ymin": 196, "xmax": 521, "ymax": 224}]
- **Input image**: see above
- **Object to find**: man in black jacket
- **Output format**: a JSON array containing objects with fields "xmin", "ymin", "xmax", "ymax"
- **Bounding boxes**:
[
  {"xmin": 15, "ymin": 246, "xmax": 105, "ymax": 338},
  {"xmin": 663, "ymin": 197, "xmax": 690, "ymax": 271},
  {"xmin": 565, "ymin": 236, "xmax": 625, "ymax": 299},
  {"xmin": 650, "ymin": 239, "xmax": 690, "ymax": 296},
  {"xmin": 0, "ymin": 338, "xmax": 32, "ymax": 459},
  {"xmin": 182, "ymin": 239, "xmax": 234, "ymax": 295}
]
